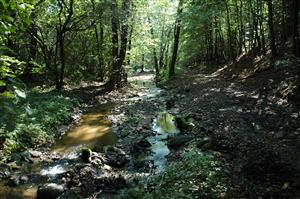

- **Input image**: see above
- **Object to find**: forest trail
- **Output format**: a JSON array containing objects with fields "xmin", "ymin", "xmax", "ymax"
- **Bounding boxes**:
[{"xmin": 162, "ymin": 69, "xmax": 300, "ymax": 197}]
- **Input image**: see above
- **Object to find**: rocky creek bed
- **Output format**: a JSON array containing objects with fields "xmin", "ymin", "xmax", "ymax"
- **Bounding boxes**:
[
  {"xmin": 0, "ymin": 73, "xmax": 186, "ymax": 198},
  {"xmin": 1, "ymin": 71, "xmax": 300, "ymax": 198}
]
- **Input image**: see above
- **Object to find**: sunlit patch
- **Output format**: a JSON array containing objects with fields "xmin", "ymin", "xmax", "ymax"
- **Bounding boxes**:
[
  {"xmin": 40, "ymin": 164, "xmax": 67, "ymax": 176},
  {"xmin": 52, "ymin": 105, "xmax": 117, "ymax": 155},
  {"xmin": 154, "ymin": 112, "xmax": 178, "ymax": 133},
  {"xmin": 147, "ymin": 112, "xmax": 179, "ymax": 172}
]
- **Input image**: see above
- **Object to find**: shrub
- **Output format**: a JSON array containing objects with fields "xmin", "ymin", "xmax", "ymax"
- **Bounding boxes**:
[{"xmin": 117, "ymin": 150, "xmax": 229, "ymax": 199}]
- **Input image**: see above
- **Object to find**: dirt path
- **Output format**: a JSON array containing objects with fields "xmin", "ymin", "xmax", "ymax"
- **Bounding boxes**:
[{"xmin": 162, "ymin": 69, "xmax": 300, "ymax": 198}]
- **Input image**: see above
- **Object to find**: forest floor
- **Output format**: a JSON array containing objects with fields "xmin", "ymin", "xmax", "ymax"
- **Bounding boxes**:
[
  {"xmin": 160, "ymin": 68, "xmax": 300, "ymax": 198},
  {"xmin": 1, "ymin": 67, "xmax": 300, "ymax": 198},
  {"xmin": 107, "ymin": 68, "xmax": 300, "ymax": 198}
]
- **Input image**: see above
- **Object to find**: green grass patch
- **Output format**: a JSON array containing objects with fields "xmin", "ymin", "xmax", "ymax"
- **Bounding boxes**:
[
  {"xmin": 116, "ymin": 150, "xmax": 229, "ymax": 199},
  {"xmin": 0, "ymin": 88, "xmax": 80, "ymax": 157}
]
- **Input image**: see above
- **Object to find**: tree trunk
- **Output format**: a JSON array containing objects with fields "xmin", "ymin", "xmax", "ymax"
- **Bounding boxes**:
[
  {"xmin": 141, "ymin": 54, "xmax": 145, "ymax": 72},
  {"xmin": 148, "ymin": 18, "xmax": 160, "ymax": 77},
  {"xmin": 25, "ymin": 10, "xmax": 38, "ymax": 77},
  {"xmin": 56, "ymin": 0, "xmax": 74, "ymax": 89},
  {"xmin": 106, "ymin": 0, "xmax": 131, "ymax": 90},
  {"xmin": 267, "ymin": 0, "xmax": 277, "ymax": 58},
  {"xmin": 58, "ymin": 32, "xmax": 65, "ymax": 89},
  {"xmin": 106, "ymin": 0, "xmax": 120, "ymax": 91},
  {"xmin": 127, "ymin": 24, "xmax": 133, "ymax": 65},
  {"xmin": 225, "ymin": 1, "xmax": 234, "ymax": 61},
  {"xmin": 169, "ymin": 0, "xmax": 183, "ymax": 78},
  {"xmin": 92, "ymin": 0, "xmax": 104, "ymax": 82},
  {"xmin": 293, "ymin": 0, "xmax": 300, "ymax": 58}
]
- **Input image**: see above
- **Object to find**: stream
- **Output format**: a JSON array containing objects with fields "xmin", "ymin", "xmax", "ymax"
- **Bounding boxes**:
[{"xmin": 0, "ymin": 73, "xmax": 178, "ymax": 199}]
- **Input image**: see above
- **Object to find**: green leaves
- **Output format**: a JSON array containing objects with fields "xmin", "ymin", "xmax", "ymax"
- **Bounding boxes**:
[
  {"xmin": 118, "ymin": 150, "xmax": 229, "ymax": 199},
  {"xmin": 0, "ymin": 0, "xmax": 34, "ymax": 44},
  {"xmin": 14, "ymin": 87, "xmax": 26, "ymax": 98}
]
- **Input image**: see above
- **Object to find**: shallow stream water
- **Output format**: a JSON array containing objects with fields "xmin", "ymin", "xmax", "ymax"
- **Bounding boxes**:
[
  {"xmin": 0, "ymin": 104, "xmax": 117, "ymax": 199},
  {"xmin": 148, "ymin": 112, "xmax": 178, "ymax": 172},
  {"xmin": 0, "ymin": 73, "xmax": 178, "ymax": 198}
]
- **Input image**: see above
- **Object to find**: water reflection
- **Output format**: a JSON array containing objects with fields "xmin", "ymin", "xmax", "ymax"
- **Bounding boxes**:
[
  {"xmin": 148, "ymin": 112, "xmax": 178, "ymax": 172},
  {"xmin": 0, "ymin": 103, "xmax": 117, "ymax": 199},
  {"xmin": 52, "ymin": 104, "xmax": 117, "ymax": 155}
]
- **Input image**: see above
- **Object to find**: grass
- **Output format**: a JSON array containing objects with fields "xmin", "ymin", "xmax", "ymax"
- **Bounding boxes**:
[
  {"xmin": 0, "ymin": 87, "xmax": 80, "ymax": 159},
  {"xmin": 116, "ymin": 150, "xmax": 229, "ymax": 199}
]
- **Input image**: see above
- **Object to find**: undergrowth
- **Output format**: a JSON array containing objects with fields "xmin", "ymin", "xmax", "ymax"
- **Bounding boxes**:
[
  {"xmin": 116, "ymin": 150, "xmax": 229, "ymax": 199},
  {"xmin": 0, "ymin": 88, "xmax": 80, "ymax": 158}
]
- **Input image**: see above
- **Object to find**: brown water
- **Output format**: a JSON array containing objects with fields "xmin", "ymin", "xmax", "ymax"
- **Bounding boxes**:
[
  {"xmin": 0, "ymin": 103, "xmax": 117, "ymax": 199},
  {"xmin": 52, "ymin": 104, "xmax": 117, "ymax": 155},
  {"xmin": 0, "ymin": 182, "xmax": 37, "ymax": 199}
]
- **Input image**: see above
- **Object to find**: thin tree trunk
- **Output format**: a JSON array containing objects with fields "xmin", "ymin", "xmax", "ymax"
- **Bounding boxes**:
[
  {"xmin": 169, "ymin": 0, "xmax": 183, "ymax": 78},
  {"xmin": 91, "ymin": 0, "xmax": 104, "ymax": 82},
  {"xmin": 56, "ymin": 0, "xmax": 74, "ymax": 89},
  {"xmin": 267, "ymin": 0, "xmax": 277, "ymax": 58},
  {"xmin": 148, "ymin": 18, "xmax": 160, "ymax": 77},
  {"xmin": 293, "ymin": 0, "xmax": 300, "ymax": 58},
  {"xmin": 141, "ymin": 54, "xmax": 145, "ymax": 72},
  {"xmin": 225, "ymin": 1, "xmax": 234, "ymax": 61},
  {"xmin": 127, "ymin": 24, "xmax": 133, "ymax": 65},
  {"xmin": 25, "ymin": 10, "xmax": 38, "ymax": 77}
]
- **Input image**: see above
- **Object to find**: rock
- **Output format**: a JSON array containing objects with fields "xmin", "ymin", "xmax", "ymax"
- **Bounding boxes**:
[
  {"xmin": 197, "ymin": 137, "xmax": 212, "ymax": 151},
  {"xmin": 20, "ymin": 175, "xmax": 29, "ymax": 183},
  {"xmin": 132, "ymin": 139, "xmax": 151, "ymax": 154},
  {"xmin": 103, "ymin": 146, "xmax": 128, "ymax": 168},
  {"xmin": 80, "ymin": 165, "xmax": 103, "ymax": 178},
  {"xmin": 105, "ymin": 154, "xmax": 129, "ymax": 168},
  {"xmin": 90, "ymin": 152, "xmax": 105, "ymax": 167},
  {"xmin": 29, "ymin": 150, "xmax": 42, "ymax": 158},
  {"xmin": 167, "ymin": 135, "xmax": 193, "ymax": 148},
  {"xmin": 0, "ymin": 164, "xmax": 11, "ymax": 178},
  {"xmin": 8, "ymin": 175, "xmax": 20, "ymax": 187},
  {"xmin": 104, "ymin": 146, "xmax": 126, "ymax": 155},
  {"xmin": 133, "ymin": 159, "xmax": 152, "ymax": 171},
  {"xmin": 7, "ymin": 161, "xmax": 21, "ymax": 170},
  {"xmin": 81, "ymin": 148, "xmax": 92, "ymax": 163},
  {"xmin": 175, "ymin": 117, "xmax": 193, "ymax": 132},
  {"xmin": 166, "ymin": 99, "xmax": 175, "ymax": 109},
  {"xmin": 137, "ymin": 139, "xmax": 151, "ymax": 148},
  {"xmin": 37, "ymin": 183, "xmax": 65, "ymax": 199}
]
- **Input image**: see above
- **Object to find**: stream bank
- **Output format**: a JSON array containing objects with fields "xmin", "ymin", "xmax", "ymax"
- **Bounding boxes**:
[
  {"xmin": 1, "ymin": 69, "xmax": 299, "ymax": 198},
  {"xmin": 0, "ymin": 72, "xmax": 181, "ymax": 198}
]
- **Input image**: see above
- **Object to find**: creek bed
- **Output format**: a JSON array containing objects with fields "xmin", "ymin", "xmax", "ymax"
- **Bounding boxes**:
[{"xmin": 0, "ymin": 103, "xmax": 117, "ymax": 199}]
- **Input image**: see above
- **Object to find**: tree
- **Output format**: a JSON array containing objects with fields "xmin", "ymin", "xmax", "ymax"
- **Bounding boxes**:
[
  {"xmin": 266, "ymin": 0, "xmax": 277, "ymax": 58},
  {"xmin": 169, "ymin": 0, "xmax": 183, "ymax": 78},
  {"xmin": 105, "ymin": 0, "xmax": 131, "ymax": 90},
  {"xmin": 292, "ymin": 0, "xmax": 300, "ymax": 58}
]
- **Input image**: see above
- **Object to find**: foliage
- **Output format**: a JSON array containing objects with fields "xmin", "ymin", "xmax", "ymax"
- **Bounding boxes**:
[
  {"xmin": 0, "ymin": 0, "xmax": 34, "ymax": 43},
  {"xmin": 274, "ymin": 55, "xmax": 299, "ymax": 70},
  {"xmin": 0, "ymin": 56, "xmax": 27, "ymax": 125},
  {"xmin": 0, "ymin": 89, "xmax": 79, "ymax": 156},
  {"xmin": 117, "ymin": 150, "xmax": 229, "ymax": 199}
]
